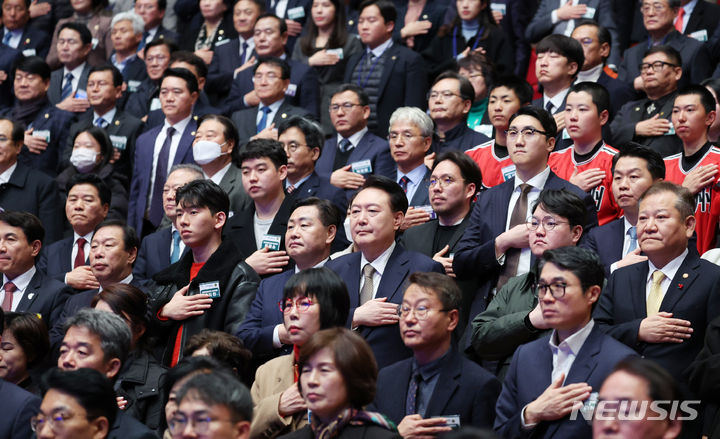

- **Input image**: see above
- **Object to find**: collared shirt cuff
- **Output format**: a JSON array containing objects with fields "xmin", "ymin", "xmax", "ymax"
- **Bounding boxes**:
[
  {"xmin": 521, "ymin": 405, "xmax": 538, "ymax": 429},
  {"xmin": 551, "ymin": 10, "xmax": 559, "ymax": 24},
  {"xmin": 609, "ymin": 262, "xmax": 618, "ymax": 274},
  {"xmin": 272, "ymin": 324, "xmax": 282, "ymax": 348},
  {"xmin": 497, "ymin": 253, "xmax": 506, "ymax": 265}
]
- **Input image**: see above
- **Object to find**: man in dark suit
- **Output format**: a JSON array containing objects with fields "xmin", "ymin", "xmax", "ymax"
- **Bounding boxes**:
[
  {"xmin": 610, "ymin": 46, "xmax": 683, "ymax": 158},
  {"xmin": 237, "ymin": 197, "xmax": 342, "ymax": 361},
  {"xmin": 318, "ymin": 84, "xmax": 395, "ymax": 192},
  {"xmin": 277, "ymin": 116, "xmax": 347, "ymax": 214},
  {"xmin": 371, "ymin": 272, "xmax": 500, "ymax": 434},
  {"xmin": 134, "ymin": 0, "xmax": 179, "ymax": 49},
  {"xmin": 265, "ymin": 0, "xmax": 310, "ymax": 52},
  {"xmin": 0, "ymin": 117, "xmax": 64, "ymax": 243},
  {"xmin": 0, "ymin": 44, "xmax": 20, "ymax": 111},
  {"xmin": 224, "ymin": 13, "xmax": 320, "ymax": 116},
  {"xmin": 0, "ymin": 0, "xmax": 50, "ymax": 58},
  {"xmin": 224, "ymin": 140, "xmax": 293, "ymax": 276},
  {"xmin": 581, "ymin": 145, "xmax": 666, "ymax": 277},
  {"xmin": 453, "ymin": 106, "xmax": 598, "ymax": 301},
  {"xmin": 495, "ymin": 247, "xmax": 637, "ymax": 438},
  {"xmin": 128, "ymin": 67, "xmax": 198, "ymax": 237},
  {"xmin": 399, "ymin": 151, "xmax": 483, "ymax": 336},
  {"xmin": 428, "ymin": 71, "xmax": 490, "ymax": 154},
  {"xmin": 134, "ymin": 164, "xmax": 203, "ymax": 282},
  {"xmin": 206, "ymin": 0, "xmax": 264, "ymax": 101},
  {"xmin": 676, "ymin": 0, "xmax": 720, "ymax": 41},
  {"xmin": 37, "ymin": 174, "xmax": 110, "ymax": 292},
  {"xmin": 109, "ymin": 12, "xmax": 149, "ymax": 87},
  {"xmin": 231, "ymin": 57, "xmax": 311, "ymax": 142},
  {"xmin": 326, "ymin": 176, "xmax": 444, "ymax": 368},
  {"xmin": 48, "ymin": 23, "xmax": 92, "ymax": 114},
  {"xmin": 343, "ymin": 0, "xmax": 427, "ymax": 137},
  {"xmin": 617, "ymin": 0, "xmax": 711, "ymax": 89},
  {"xmin": 0, "ymin": 211, "xmax": 71, "ymax": 331},
  {"xmin": 123, "ymin": 39, "xmax": 176, "ymax": 119}
]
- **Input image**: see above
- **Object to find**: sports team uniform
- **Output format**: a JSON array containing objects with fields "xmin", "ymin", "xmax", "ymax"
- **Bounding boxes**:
[
  {"xmin": 665, "ymin": 144, "xmax": 720, "ymax": 255},
  {"xmin": 465, "ymin": 139, "xmax": 516, "ymax": 189},
  {"xmin": 548, "ymin": 143, "xmax": 621, "ymax": 226}
]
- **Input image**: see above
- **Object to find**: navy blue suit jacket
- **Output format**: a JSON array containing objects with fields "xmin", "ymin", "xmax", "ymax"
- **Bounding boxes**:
[
  {"xmin": 317, "ymin": 132, "xmax": 395, "ymax": 181},
  {"xmin": 0, "ymin": 45, "xmax": 20, "ymax": 110},
  {"xmin": 495, "ymin": 325, "xmax": 637, "ymax": 438},
  {"xmin": 119, "ymin": 55, "xmax": 148, "ymax": 84},
  {"xmin": 206, "ymin": 38, "xmax": 255, "ymax": 98},
  {"xmin": 15, "ymin": 269, "xmax": 72, "ymax": 333},
  {"xmin": 37, "ymin": 236, "xmax": 79, "ymax": 282},
  {"xmin": 371, "ymin": 347, "xmax": 500, "ymax": 429},
  {"xmin": 289, "ymin": 171, "xmax": 348, "ymax": 214},
  {"xmin": 597, "ymin": 71, "xmax": 637, "ymax": 120},
  {"xmin": 325, "ymin": 245, "xmax": 444, "ymax": 368},
  {"xmin": 224, "ymin": 58, "xmax": 320, "ymax": 116},
  {"xmin": 594, "ymin": 252, "xmax": 720, "ymax": 379},
  {"xmin": 0, "ymin": 379, "xmax": 40, "ymax": 439},
  {"xmin": 127, "ymin": 118, "xmax": 197, "ymax": 236},
  {"xmin": 236, "ymin": 269, "xmax": 294, "ymax": 358},
  {"xmin": 580, "ymin": 217, "xmax": 624, "ymax": 278},
  {"xmin": 3, "ymin": 26, "xmax": 51, "ymax": 58},
  {"xmin": 133, "ymin": 227, "xmax": 189, "ymax": 283},
  {"xmin": 407, "ymin": 167, "xmax": 431, "ymax": 207}
]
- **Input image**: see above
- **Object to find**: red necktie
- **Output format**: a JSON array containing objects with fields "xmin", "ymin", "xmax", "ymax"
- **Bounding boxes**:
[
  {"xmin": 74, "ymin": 238, "xmax": 87, "ymax": 269},
  {"xmin": 2, "ymin": 282, "xmax": 16, "ymax": 311},
  {"xmin": 675, "ymin": 7, "xmax": 685, "ymax": 32}
]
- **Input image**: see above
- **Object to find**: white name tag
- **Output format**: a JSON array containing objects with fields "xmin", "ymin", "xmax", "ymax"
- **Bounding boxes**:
[
  {"xmin": 74, "ymin": 89, "xmax": 87, "ymax": 99},
  {"xmin": 689, "ymin": 29, "xmax": 708, "ymax": 42},
  {"xmin": 562, "ymin": 128, "xmax": 571, "ymax": 140},
  {"xmin": 416, "ymin": 205, "xmax": 437, "ymax": 219},
  {"xmin": 665, "ymin": 124, "xmax": 676, "ymax": 136},
  {"xmin": 199, "ymin": 281, "xmax": 221, "ymax": 298},
  {"xmin": 490, "ymin": 2, "xmax": 506, "ymax": 14},
  {"xmin": 110, "ymin": 135, "xmax": 128, "ymax": 150},
  {"xmin": 351, "ymin": 159, "xmax": 372, "ymax": 174},
  {"xmin": 287, "ymin": 6, "xmax": 305, "ymax": 20},
  {"xmin": 215, "ymin": 38, "xmax": 230, "ymax": 47},
  {"xmin": 501, "ymin": 164, "xmax": 516, "ymax": 181},
  {"xmin": 91, "ymin": 37, "xmax": 99, "ymax": 49},
  {"xmin": 150, "ymin": 97, "xmax": 162, "ymax": 111},
  {"xmin": 33, "ymin": 130, "xmax": 50, "ymax": 143},
  {"xmin": 127, "ymin": 80, "xmax": 141, "ymax": 92},
  {"xmin": 21, "ymin": 48, "xmax": 36, "ymax": 57},
  {"xmin": 583, "ymin": 6, "xmax": 596, "ymax": 18},
  {"xmin": 261, "ymin": 234, "xmax": 282, "ymax": 250},
  {"xmin": 326, "ymin": 48, "xmax": 344, "ymax": 59},
  {"xmin": 285, "ymin": 83, "xmax": 297, "ymax": 97}
]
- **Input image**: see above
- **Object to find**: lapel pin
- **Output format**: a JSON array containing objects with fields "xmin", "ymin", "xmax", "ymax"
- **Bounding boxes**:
[
  {"xmin": 635, "ymin": 107, "xmax": 641, "ymax": 111},
  {"xmin": 219, "ymin": 29, "xmax": 224, "ymax": 35},
  {"xmin": 28, "ymin": 293, "xmax": 35, "ymax": 300},
  {"xmin": 114, "ymin": 120, "xmax": 120, "ymax": 126},
  {"xmin": 678, "ymin": 283, "xmax": 684, "ymax": 289},
  {"xmin": 44, "ymin": 113, "xmax": 49, "ymax": 118},
  {"xmin": 392, "ymin": 55, "xmax": 397, "ymax": 60},
  {"xmin": 422, "ymin": 14, "xmax": 428, "ymax": 19},
  {"xmin": 660, "ymin": 111, "xmax": 664, "ymax": 116},
  {"xmin": 682, "ymin": 273, "xmax": 689, "ymax": 278},
  {"xmin": 94, "ymin": 24, "xmax": 99, "ymax": 30},
  {"xmin": 281, "ymin": 113, "xmax": 287, "ymax": 118},
  {"xmin": 191, "ymin": 131, "xmax": 196, "ymax": 136},
  {"xmin": 348, "ymin": 20, "xmax": 354, "ymax": 25},
  {"xmin": 25, "ymin": 38, "xmax": 30, "ymax": 44},
  {"xmin": 193, "ymin": 115, "xmax": 198, "ymax": 120}
]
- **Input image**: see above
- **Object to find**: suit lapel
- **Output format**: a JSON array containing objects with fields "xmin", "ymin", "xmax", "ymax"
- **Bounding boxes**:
[
  {"xmin": 631, "ymin": 262, "xmax": 650, "ymax": 318},
  {"xmin": 345, "ymin": 253, "xmax": 362, "ymax": 309},
  {"xmin": 448, "ymin": 216, "xmax": 471, "ymax": 250},
  {"xmin": 15, "ymin": 270, "xmax": 42, "ymax": 311},
  {"xmin": 564, "ymin": 327, "xmax": 602, "ymax": 385},
  {"xmin": 425, "ymin": 350, "xmax": 461, "ymax": 415},
  {"xmin": 376, "ymin": 45, "xmax": 398, "ymax": 99},
  {"xmin": 376, "ymin": 246, "xmax": 410, "ymax": 303},
  {"xmin": 173, "ymin": 119, "xmax": 197, "ymax": 165},
  {"xmin": 409, "ymin": 168, "xmax": 431, "ymax": 206},
  {"xmin": 661, "ymin": 253, "xmax": 699, "ymax": 313}
]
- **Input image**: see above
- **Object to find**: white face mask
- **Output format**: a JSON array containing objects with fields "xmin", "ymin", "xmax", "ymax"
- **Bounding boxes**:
[
  {"xmin": 70, "ymin": 148, "xmax": 99, "ymax": 173},
  {"xmin": 193, "ymin": 140, "xmax": 227, "ymax": 165}
]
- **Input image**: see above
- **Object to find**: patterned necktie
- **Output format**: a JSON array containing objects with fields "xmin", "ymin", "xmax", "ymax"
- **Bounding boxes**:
[
  {"xmin": 240, "ymin": 41, "xmax": 249, "ymax": 64},
  {"xmin": 497, "ymin": 184, "xmax": 532, "ymax": 289},
  {"xmin": 1, "ymin": 282, "xmax": 15, "ymax": 311},
  {"xmin": 405, "ymin": 371, "xmax": 422, "ymax": 415},
  {"xmin": 339, "ymin": 138, "xmax": 352, "ymax": 153},
  {"xmin": 170, "ymin": 230, "xmax": 182, "ymax": 264},
  {"xmin": 399, "ymin": 176, "xmax": 410, "ymax": 193},
  {"xmin": 61, "ymin": 72, "xmax": 74, "ymax": 100},
  {"xmin": 545, "ymin": 101, "xmax": 554, "ymax": 114},
  {"xmin": 74, "ymin": 237, "xmax": 87, "ymax": 269},
  {"xmin": 627, "ymin": 226, "xmax": 638, "ymax": 253},
  {"xmin": 149, "ymin": 126, "xmax": 175, "ymax": 226},
  {"xmin": 95, "ymin": 117, "xmax": 107, "ymax": 128},
  {"xmin": 2, "ymin": 32, "xmax": 11, "ymax": 46},
  {"xmin": 646, "ymin": 270, "xmax": 665, "ymax": 316},
  {"xmin": 257, "ymin": 106, "xmax": 271, "ymax": 132},
  {"xmin": 286, "ymin": 184, "xmax": 295, "ymax": 194},
  {"xmin": 359, "ymin": 263, "xmax": 375, "ymax": 305}
]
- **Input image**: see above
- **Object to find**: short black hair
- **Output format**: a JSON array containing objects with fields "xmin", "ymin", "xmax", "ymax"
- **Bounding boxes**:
[
  {"xmin": 161, "ymin": 67, "xmax": 199, "ymax": 94},
  {"xmin": 539, "ymin": 246, "xmax": 604, "ymax": 291},
  {"xmin": 175, "ymin": 179, "xmax": 230, "ymax": 218},
  {"xmin": 0, "ymin": 118, "xmax": 27, "ymax": 142},
  {"xmin": 508, "ymin": 106, "xmax": 558, "ymax": 138},
  {"xmin": 642, "ymin": 45, "xmax": 682, "ymax": 68},
  {"xmin": 358, "ymin": 0, "xmax": 397, "ymax": 24},
  {"xmin": 432, "ymin": 70, "xmax": 475, "ymax": 102},
  {"xmin": 93, "ymin": 219, "xmax": 140, "ymax": 252},
  {"xmin": 532, "ymin": 189, "xmax": 587, "ymax": 229},
  {"xmin": 41, "ymin": 368, "xmax": 118, "ymax": 428},
  {"xmin": 283, "ymin": 267, "xmax": 350, "ymax": 329},
  {"xmin": 170, "ymin": 50, "xmax": 208, "ymax": 79},
  {"xmin": 144, "ymin": 38, "xmax": 178, "ymax": 57},
  {"xmin": 0, "ymin": 211, "xmax": 44, "ymax": 244},
  {"xmin": 701, "ymin": 78, "xmax": 720, "ymax": 105},
  {"xmin": 237, "ymin": 138, "xmax": 288, "ymax": 169},
  {"xmin": 88, "ymin": 64, "xmax": 123, "ymax": 87},
  {"xmin": 407, "ymin": 272, "xmax": 462, "ymax": 311},
  {"xmin": 677, "ymin": 84, "xmax": 717, "ymax": 114},
  {"xmin": 176, "ymin": 370, "xmax": 253, "ymax": 422},
  {"xmin": 198, "ymin": 114, "xmax": 240, "ymax": 149},
  {"xmin": 255, "ymin": 12, "xmax": 287, "ymax": 34},
  {"xmin": 536, "ymin": 34, "xmax": 585, "ymax": 78},
  {"xmin": 292, "ymin": 197, "xmax": 342, "ymax": 229},
  {"xmin": 358, "ymin": 175, "xmax": 408, "ymax": 215},
  {"xmin": 432, "ymin": 150, "xmax": 483, "ymax": 197},
  {"xmin": 332, "ymin": 83, "xmax": 369, "ymax": 106},
  {"xmin": 568, "ymin": 81, "xmax": 610, "ymax": 114},
  {"xmin": 14, "ymin": 56, "xmax": 51, "ymax": 80},
  {"xmin": 574, "ymin": 20, "xmax": 612, "ymax": 58},
  {"xmin": 490, "ymin": 76, "xmax": 534, "ymax": 105},
  {"xmin": 67, "ymin": 173, "xmax": 112, "ymax": 207},
  {"xmin": 277, "ymin": 116, "xmax": 324, "ymax": 152},
  {"xmin": 253, "ymin": 56, "xmax": 290, "ymax": 80},
  {"xmin": 57, "ymin": 22, "xmax": 93, "ymax": 45},
  {"xmin": 163, "ymin": 356, "xmax": 224, "ymax": 409},
  {"xmin": 610, "ymin": 357, "xmax": 681, "ymax": 402},
  {"xmin": 611, "ymin": 143, "xmax": 666, "ymax": 180}
]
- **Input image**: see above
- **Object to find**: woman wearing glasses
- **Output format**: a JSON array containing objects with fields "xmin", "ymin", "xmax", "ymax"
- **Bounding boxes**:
[{"xmin": 250, "ymin": 267, "xmax": 350, "ymax": 438}]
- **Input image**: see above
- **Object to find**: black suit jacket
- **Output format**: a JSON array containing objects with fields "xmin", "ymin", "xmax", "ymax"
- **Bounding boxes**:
[
  {"xmin": 206, "ymin": 38, "xmax": 254, "ymax": 98},
  {"xmin": 597, "ymin": 70, "xmax": 638, "ymax": 120},
  {"xmin": 2, "ymin": 26, "xmax": 51, "ymax": 58},
  {"xmin": 134, "ymin": 227, "xmax": 173, "ymax": 283},
  {"xmin": 48, "ymin": 63, "xmax": 91, "ymax": 105},
  {"xmin": 325, "ymin": 245, "xmax": 444, "ymax": 368},
  {"xmin": 288, "ymin": 171, "xmax": 348, "ymax": 215},
  {"xmin": 223, "ymin": 195, "xmax": 296, "ymax": 259},
  {"xmin": 681, "ymin": 0, "xmax": 720, "ymax": 39},
  {"xmin": 119, "ymin": 55, "xmax": 148, "ymax": 84},
  {"xmin": 406, "ymin": 167, "xmax": 431, "ymax": 207},
  {"xmin": 0, "ymin": 162, "xmax": 64, "ymax": 243},
  {"xmin": 317, "ymin": 132, "xmax": 395, "ymax": 181},
  {"xmin": 178, "ymin": 12, "xmax": 237, "ymax": 52},
  {"xmin": 231, "ymin": 101, "xmax": 311, "ymax": 142},
  {"xmin": 344, "ymin": 43, "xmax": 428, "ymax": 136},
  {"xmin": 609, "ymin": 93, "xmax": 682, "ymax": 158},
  {"xmin": 0, "ymin": 379, "xmax": 39, "ymax": 439},
  {"xmin": 14, "ymin": 269, "xmax": 72, "ymax": 332},
  {"xmin": 371, "ymin": 347, "xmax": 499, "ymax": 429},
  {"xmin": 581, "ymin": 217, "xmax": 624, "ymax": 278},
  {"xmin": 217, "ymin": 163, "xmax": 251, "ymax": 215},
  {"xmin": 0, "ymin": 44, "xmax": 20, "ymax": 111},
  {"xmin": 36, "ymin": 236, "xmax": 77, "ymax": 282}
]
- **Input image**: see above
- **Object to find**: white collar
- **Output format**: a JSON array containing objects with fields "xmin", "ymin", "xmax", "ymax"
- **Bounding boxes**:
[
  {"xmin": 549, "ymin": 319, "xmax": 595, "ymax": 353},
  {"xmin": 397, "ymin": 163, "xmax": 428, "ymax": 184},
  {"xmin": 73, "ymin": 230, "xmax": 94, "ymax": 245},
  {"xmin": 360, "ymin": 241, "xmax": 396, "ymax": 273},
  {"xmin": 543, "ymin": 87, "xmax": 570, "ymax": 112},
  {"xmin": 368, "ymin": 38, "xmax": 393, "ymax": 58},
  {"xmin": 647, "ymin": 249, "xmax": 688, "ymax": 282},
  {"xmin": 3, "ymin": 266, "xmax": 36, "ymax": 291},
  {"xmin": 205, "ymin": 162, "xmax": 232, "ymax": 185},
  {"xmin": 576, "ymin": 63, "xmax": 603, "ymax": 83},
  {"xmin": 163, "ymin": 114, "xmax": 192, "ymax": 134},
  {"xmin": 0, "ymin": 162, "xmax": 17, "ymax": 184},
  {"xmin": 93, "ymin": 107, "xmax": 117, "ymax": 124},
  {"xmin": 63, "ymin": 62, "xmax": 86, "ymax": 81},
  {"xmin": 514, "ymin": 165, "xmax": 551, "ymax": 189},
  {"xmin": 337, "ymin": 127, "xmax": 369, "ymax": 147}
]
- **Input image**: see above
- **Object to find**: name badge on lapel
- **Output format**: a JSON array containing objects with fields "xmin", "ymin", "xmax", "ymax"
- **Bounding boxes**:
[
  {"xmin": 261, "ymin": 234, "xmax": 282, "ymax": 250},
  {"xmin": 351, "ymin": 159, "xmax": 372, "ymax": 174},
  {"xmin": 285, "ymin": 83, "xmax": 298, "ymax": 97},
  {"xmin": 199, "ymin": 281, "xmax": 221, "ymax": 298},
  {"xmin": 287, "ymin": 6, "xmax": 305, "ymax": 20},
  {"xmin": 110, "ymin": 135, "xmax": 128, "ymax": 150},
  {"xmin": 128, "ymin": 80, "xmax": 141, "ymax": 92},
  {"xmin": 22, "ymin": 48, "xmax": 36, "ymax": 57},
  {"xmin": 33, "ymin": 130, "xmax": 51, "ymax": 143}
]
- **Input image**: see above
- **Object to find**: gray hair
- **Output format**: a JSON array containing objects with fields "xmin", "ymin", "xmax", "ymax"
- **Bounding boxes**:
[
  {"xmin": 111, "ymin": 11, "xmax": 145, "ymax": 35},
  {"xmin": 389, "ymin": 107, "xmax": 434, "ymax": 137},
  {"xmin": 64, "ymin": 308, "xmax": 132, "ymax": 365},
  {"xmin": 169, "ymin": 163, "xmax": 205, "ymax": 180}
]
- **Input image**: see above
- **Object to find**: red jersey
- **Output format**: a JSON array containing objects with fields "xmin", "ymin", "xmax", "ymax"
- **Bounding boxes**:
[
  {"xmin": 664, "ymin": 147, "xmax": 720, "ymax": 255},
  {"xmin": 465, "ymin": 139, "xmax": 516, "ymax": 189},
  {"xmin": 548, "ymin": 143, "xmax": 621, "ymax": 226}
]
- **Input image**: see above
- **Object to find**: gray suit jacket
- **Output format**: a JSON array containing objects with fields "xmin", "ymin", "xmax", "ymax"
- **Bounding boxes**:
[{"xmin": 218, "ymin": 163, "xmax": 251, "ymax": 216}]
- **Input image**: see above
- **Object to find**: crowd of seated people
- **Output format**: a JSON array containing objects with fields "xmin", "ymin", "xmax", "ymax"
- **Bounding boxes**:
[{"xmin": 5, "ymin": 0, "xmax": 720, "ymax": 437}]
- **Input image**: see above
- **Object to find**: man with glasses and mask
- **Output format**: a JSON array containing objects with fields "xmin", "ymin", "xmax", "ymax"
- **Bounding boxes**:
[
  {"xmin": 495, "ymin": 246, "xmax": 636, "ymax": 438},
  {"xmin": 610, "ymin": 46, "xmax": 684, "ymax": 158}
]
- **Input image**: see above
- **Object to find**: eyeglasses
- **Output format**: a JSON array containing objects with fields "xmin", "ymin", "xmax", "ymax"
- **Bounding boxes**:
[
  {"xmin": 427, "ymin": 90, "xmax": 462, "ymax": 100},
  {"xmin": 281, "ymin": 141, "xmax": 310, "ymax": 153},
  {"xmin": 533, "ymin": 282, "xmax": 568, "ymax": 299},
  {"xmin": 526, "ymin": 216, "xmax": 569, "ymax": 231},
  {"xmin": 388, "ymin": 131, "xmax": 424, "ymax": 142},
  {"xmin": 640, "ymin": 2, "xmax": 668, "ymax": 13},
  {"xmin": 329, "ymin": 102, "xmax": 362, "ymax": 112},
  {"xmin": 638, "ymin": 61, "xmax": 678, "ymax": 72},
  {"xmin": 31, "ymin": 412, "xmax": 87, "ymax": 433},
  {"xmin": 279, "ymin": 296, "xmax": 315, "ymax": 313},
  {"xmin": 169, "ymin": 414, "xmax": 234, "ymax": 434},
  {"xmin": 429, "ymin": 176, "xmax": 458, "ymax": 188},
  {"xmin": 505, "ymin": 127, "xmax": 550, "ymax": 140},
  {"xmin": 397, "ymin": 304, "xmax": 450, "ymax": 320}
]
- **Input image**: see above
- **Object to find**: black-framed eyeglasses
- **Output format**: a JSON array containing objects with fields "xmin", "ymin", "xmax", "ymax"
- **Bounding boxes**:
[
  {"xmin": 526, "ymin": 216, "xmax": 570, "ymax": 231},
  {"xmin": 281, "ymin": 141, "xmax": 310, "ymax": 153},
  {"xmin": 329, "ymin": 102, "xmax": 362, "ymax": 112},
  {"xmin": 278, "ymin": 296, "xmax": 315, "ymax": 313},
  {"xmin": 396, "ymin": 304, "xmax": 450, "ymax": 320},
  {"xmin": 533, "ymin": 282, "xmax": 568, "ymax": 299},
  {"xmin": 505, "ymin": 127, "xmax": 550, "ymax": 140},
  {"xmin": 31, "ymin": 411, "xmax": 88, "ymax": 433},
  {"xmin": 168, "ymin": 414, "xmax": 234, "ymax": 434},
  {"xmin": 638, "ymin": 61, "xmax": 678, "ymax": 72}
]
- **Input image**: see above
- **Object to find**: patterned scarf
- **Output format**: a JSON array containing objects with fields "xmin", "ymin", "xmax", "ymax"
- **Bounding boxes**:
[{"xmin": 310, "ymin": 407, "xmax": 397, "ymax": 439}]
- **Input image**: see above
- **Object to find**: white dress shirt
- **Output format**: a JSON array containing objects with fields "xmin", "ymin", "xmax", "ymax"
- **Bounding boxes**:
[
  {"xmin": 62, "ymin": 62, "xmax": 87, "ymax": 95},
  {"xmin": 336, "ymin": 127, "xmax": 369, "ymax": 152},
  {"xmin": 148, "ymin": 115, "xmax": 192, "ymax": 205},
  {"xmin": 255, "ymin": 99, "xmax": 284, "ymax": 127},
  {"xmin": 0, "ymin": 162, "xmax": 17, "ymax": 184},
  {"xmin": 1, "ymin": 266, "xmax": 37, "ymax": 311},
  {"xmin": 645, "ymin": 249, "xmax": 688, "ymax": 303},
  {"xmin": 359, "ymin": 241, "xmax": 396, "ymax": 300},
  {"xmin": 543, "ymin": 87, "xmax": 570, "ymax": 115}
]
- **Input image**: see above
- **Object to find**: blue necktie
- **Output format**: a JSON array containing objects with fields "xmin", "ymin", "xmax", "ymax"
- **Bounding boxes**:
[
  {"xmin": 399, "ymin": 175, "xmax": 410, "ymax": 193},
  {"xmin": 95, "ymin": 117, "xmax": 107, "ymax": 128},
  {"xmin": 257, "ymin": 106, "xmax": 271, "ymax": 132},
  {"xmin": 240, "ymin": 41, "xmax": 249, "ymax": 64},
  {"xmin": 339, "ymin": 138, "xmax": 352, "ymax": 153},
  {"xmin": 2, "ymin": 32, "xmax": 11, "ymax": 46},
  {"xmin": 627, "ymin": 226, "xmax": 638, "ymax": 253},
  {"xmin": 61, "ymin": 72, "xmax": 74, "ymax": 100},
  {"xmin": 170, "ymin": 230, "xmax": 181, "ymax": 263}
]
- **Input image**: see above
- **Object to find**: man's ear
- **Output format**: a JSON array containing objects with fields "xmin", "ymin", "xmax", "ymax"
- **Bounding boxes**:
[
  {"xmin": 104, "ymin": 357, "xmax": 122, "ymax": 379},
  {"xmin": 30, "ymin": 239, "xmax": 42, "ymax": 258},
  {"xmin": 90, "ymin": 416, "xmax": 110, "ymax": 439}
]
